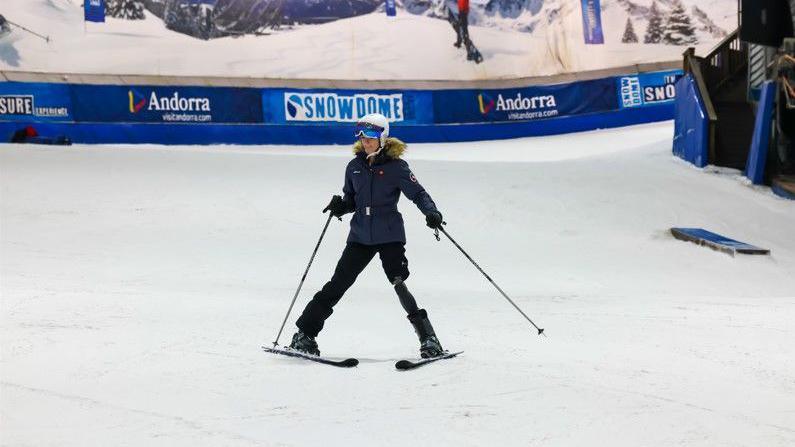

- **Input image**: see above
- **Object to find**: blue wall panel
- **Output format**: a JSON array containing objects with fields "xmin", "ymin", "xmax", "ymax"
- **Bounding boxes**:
[
  {"xmin": 0, "ymin": 106, "xmax": 673, "ymax": 146},
  {"xmin": 745, "ymin": 81, "xmax": 777, "ymax": 184},
  {"xmin": 672, "ymin": 74, "xmax": 709, "ymax": 167}
]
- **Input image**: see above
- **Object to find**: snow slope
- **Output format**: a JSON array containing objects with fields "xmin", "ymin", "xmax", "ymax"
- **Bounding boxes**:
[
  {"xmin": 1, "ymin": 122, "xmax": 794, "ymax": 446},
  {"xmin": 0, "ymin": 0, "xmax": 735, "ymax": 79}
]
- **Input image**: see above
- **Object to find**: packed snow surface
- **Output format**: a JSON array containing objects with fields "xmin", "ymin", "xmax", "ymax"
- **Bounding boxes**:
[{"xmin": 1, "ymin": 122, "xmax": 794, "ymax": 446}]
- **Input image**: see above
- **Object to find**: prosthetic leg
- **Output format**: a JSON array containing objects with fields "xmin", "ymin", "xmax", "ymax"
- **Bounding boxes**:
[{"xmin": 393, "ymin": 277, "xmax": 445, "ymax": 358}]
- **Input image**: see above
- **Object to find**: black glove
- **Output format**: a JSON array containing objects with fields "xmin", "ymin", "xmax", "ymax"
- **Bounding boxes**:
[
  {"xmin": 425, "ymin": 211, "xmax": 444, "ymax": 229},
  {"xmin": 323, "ymin": 195, "xmax": 350, "ymax": 218}
]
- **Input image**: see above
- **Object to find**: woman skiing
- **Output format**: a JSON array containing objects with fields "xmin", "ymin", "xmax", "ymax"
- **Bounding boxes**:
[{"xmin": 289, "ymin": 113, "xmax": 446, "ymax": 358}]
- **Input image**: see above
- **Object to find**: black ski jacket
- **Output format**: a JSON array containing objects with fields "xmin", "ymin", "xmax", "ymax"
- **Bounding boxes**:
[{"xmin": 341, "ymin": 138, "xmax": 438, "ymax": 245}]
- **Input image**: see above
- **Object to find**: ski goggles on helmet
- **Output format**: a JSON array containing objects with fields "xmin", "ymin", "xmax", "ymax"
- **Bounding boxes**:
[{"xmin": 354, "ymin": 121, "xmax": 384, "ymax": 139}]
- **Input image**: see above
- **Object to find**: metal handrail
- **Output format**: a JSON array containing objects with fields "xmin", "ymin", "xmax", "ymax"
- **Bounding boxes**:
[
  {"xmin": 704, "ymin": 29, "xmax": 740, "ymax": 64},
  {"xmin": 683, "ymin": 49, "xmax": 719, "ymax": 122},
  {"xmin": 701, "ymin": 29, "xmax": 747, "ymax": 94}
]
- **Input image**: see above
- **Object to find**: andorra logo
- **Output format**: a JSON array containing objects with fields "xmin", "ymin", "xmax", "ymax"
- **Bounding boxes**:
[
  {"xmin": 128, "ymin": 89, "xmax": 147, "ymax": 114},
  {"xmin": 285, "ymin": 94, "xmax": 303, "ymax": 119},
  {"xmin": 477, "ymin": 93, "xmax": 495, "ymax": 115},
  {"xmin": 128, "ymin": 90, "xmax": 211, "ymax": 115}
]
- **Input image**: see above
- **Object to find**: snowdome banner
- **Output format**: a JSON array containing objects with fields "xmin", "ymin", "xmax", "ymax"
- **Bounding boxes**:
[
  {"xmin": 0, "ymin": 0, "xmax": 737, "ymax": 80},
  {"xmin": 616, "ymin": 70, "xmax": 680, "ymax": 110},
  {"xmin": 262, "ymin": 89, "xmax": 434, "ymax": 125}
]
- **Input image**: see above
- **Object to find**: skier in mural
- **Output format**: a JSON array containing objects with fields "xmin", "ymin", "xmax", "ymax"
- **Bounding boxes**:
[
  {"xmin": 446, "ymin": 0, "xmax": 482, "ymax": 63},
  {"xmin": 453, "ymin": 0, "xmax": 469, "ymax": 49},
  {"xmin": 288, "ymin": 113, "xmax": 448, "ymax": 359},
  {"xmin": 0, "ymin": 14, "xmax": 10, "ymax": 38}
]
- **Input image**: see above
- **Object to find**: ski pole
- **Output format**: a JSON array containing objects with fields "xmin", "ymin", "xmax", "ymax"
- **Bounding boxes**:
[
  {"xmin": 6, "ymin": 20, "xmax": 50, "ymax": 43},
  {"xmin": 272, "ymin": 212, "xmax": 338, "ymax": 347},
  {"xmin": 437, "ymin": 225, "xmax": 546, "ymax": 337}
]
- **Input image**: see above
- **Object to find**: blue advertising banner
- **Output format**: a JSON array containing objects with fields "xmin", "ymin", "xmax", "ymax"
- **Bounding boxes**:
[
  {"xmin": 432, "ymin": 77, "xmax": 617, "ymax": 124},
  {"xmin": 0, "ymin": 74, "xmax": 676, "ymax": 145},
  {"xmin": 84, "ymin": 0, "xmax": 106, "ymax": 23},
  {"xmin": 0, "ymin": 82, "xmax": 72, "ymax": 122},
  {"xmin": 263, "ymin": 89, "xmax": 434, "ymax": 125},
  {"xmin": 617, "ymin": 70, "xmax": 682, "ymax": 109},
  {"xmin": 581, "ymin": 0, "xmax": 604, "ymax": 45},
  {"xmin": 71, "ymin": 85, "xmax": 263, "ymax": 124}
]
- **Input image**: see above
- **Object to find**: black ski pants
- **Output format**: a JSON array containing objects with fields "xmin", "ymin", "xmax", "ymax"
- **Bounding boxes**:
[
  {"xmin": 457, "ymin": 11, "xmax": 470, "ymax": 44},
  {"xmin": 296, "ymin": 242, "xmax": 410, "ymax": 338}
]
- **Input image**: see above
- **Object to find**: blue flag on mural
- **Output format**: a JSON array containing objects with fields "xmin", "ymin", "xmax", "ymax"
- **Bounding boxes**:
[
  {"xmin": 84, "ymin": 0, "xmax": 106, "ymax": 23},
  {"xmin": 581, "ymin": 0, "xmax": 604, "ymax": 44},
  {"xmin": 385, "ymin": 0, "xmax": 397, "ymax": 17}
]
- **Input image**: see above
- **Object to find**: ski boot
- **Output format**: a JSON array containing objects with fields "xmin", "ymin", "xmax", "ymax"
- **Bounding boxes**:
[
  {"xmin": 289, "ymin": 331, "xmax": 320, "ymax": 356},
  {"xmin": 465, "ymin": 40, "xmax": 483, "ymax": 64},
  {"xmin": 408, "ymin": 309, "xmax": 445, "ymax": 358},
  {"xmin": 420, "ymin": 335, "xmax": 444, "ymax": 359}
]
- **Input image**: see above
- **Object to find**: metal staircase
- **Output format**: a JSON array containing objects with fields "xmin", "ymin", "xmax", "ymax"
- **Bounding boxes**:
[{"xmin": 684, "ymin": 30, "xmax": 755, "ymax": 170}]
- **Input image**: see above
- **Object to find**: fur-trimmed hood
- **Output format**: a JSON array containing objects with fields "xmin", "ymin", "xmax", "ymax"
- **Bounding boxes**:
[{"xmin": 352, "ymin": 137, "xmax": 406, "ymax": 159}]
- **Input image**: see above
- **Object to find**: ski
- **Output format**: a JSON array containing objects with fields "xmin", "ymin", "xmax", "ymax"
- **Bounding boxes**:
[
  {"xmin": 262, "ymin": 346, "xmax": 359, "ymax": 368},
  {"xmin": 395, "ymin": 351, "xmax": 463, "ymax": 371}
]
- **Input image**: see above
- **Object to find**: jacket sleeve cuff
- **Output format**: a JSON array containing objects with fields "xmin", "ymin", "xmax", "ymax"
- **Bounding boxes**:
[{"xmin": 344, "ymin": 199, "xmax": 356, "ymax": 214}]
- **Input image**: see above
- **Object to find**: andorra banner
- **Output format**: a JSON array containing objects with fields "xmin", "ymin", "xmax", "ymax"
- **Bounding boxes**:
[
  {"xmin": 1, "ymin": 0, "xmax": 737, "ymax": 80},
  {"xmin": 70, "ymin": 85, "xmax": 263, "ymax": 124},
  {"xmin": 432, "ymin": 77, "xmax": 618, "ymax": 124}
]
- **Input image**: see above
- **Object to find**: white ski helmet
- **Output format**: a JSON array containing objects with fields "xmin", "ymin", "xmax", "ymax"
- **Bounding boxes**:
[{"xmin": 355, "ymin": 113, "xmax": 390, "ymax": 148}]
